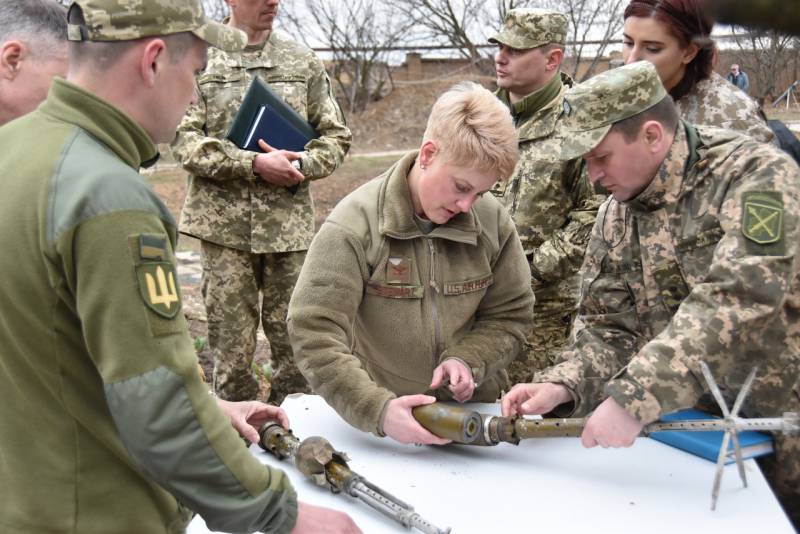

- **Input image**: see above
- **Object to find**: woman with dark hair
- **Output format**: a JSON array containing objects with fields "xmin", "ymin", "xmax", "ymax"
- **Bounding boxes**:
[{"xmin": 622, "ymin": 0, "xmax": 774, "ymax": 142}]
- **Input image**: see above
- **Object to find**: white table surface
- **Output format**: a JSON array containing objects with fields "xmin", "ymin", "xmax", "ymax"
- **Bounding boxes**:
[{"xmin": 188, "ymin": 394, "xmax": 794, "ymax": 534}]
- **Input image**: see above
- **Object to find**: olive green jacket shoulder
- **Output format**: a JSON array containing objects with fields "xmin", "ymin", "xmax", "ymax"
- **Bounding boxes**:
[
  {"xmin": 0, "ymin": 79, "xmax": 296, "ymax": 534},
  {"xmin": 288, "ymin": 152, "xmax": 534, "ymax": 434}
]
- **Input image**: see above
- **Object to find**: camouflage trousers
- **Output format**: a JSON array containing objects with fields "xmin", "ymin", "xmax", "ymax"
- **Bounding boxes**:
[
  {"xmin": 507, "ymin": 310, "xmax": 574, "ymax": 385},
  {"xmin": 200, "ymin": 241, "xmax": 311, "ymax": 404}
]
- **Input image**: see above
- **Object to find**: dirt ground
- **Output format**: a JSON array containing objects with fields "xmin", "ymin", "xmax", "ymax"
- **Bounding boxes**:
[{"xmin": 346, "ymin": 75, "xmax": 496, "ymax": 154}]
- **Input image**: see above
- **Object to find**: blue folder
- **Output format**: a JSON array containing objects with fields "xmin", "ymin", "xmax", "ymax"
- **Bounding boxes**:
[
  {"xmin": 649, "ymin": 409, "xmax": 773, "ymax": 464},
  {"xmin": 226, "ymin": 75, "xmax": 319, "ymax": 153}
]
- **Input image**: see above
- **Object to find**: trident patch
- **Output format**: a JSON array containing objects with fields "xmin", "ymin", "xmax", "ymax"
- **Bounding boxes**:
[
  {"xmin": 136, "ymin": 262, "xmax": 181, "ymax": 319},
  {"xmin": 742, "ymin": 191, "xmax": 783, "ymax": 245}
]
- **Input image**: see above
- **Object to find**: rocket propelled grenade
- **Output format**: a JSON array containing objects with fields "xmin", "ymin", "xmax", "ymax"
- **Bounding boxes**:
[
  {"xmin": 412, "ymin": 403, "xmax": 799, "ymax": 446},
  {"xmin": 258, "ymin": 423, "xmax": 451, "ymax": 534},
  {"xmin": 413, "ymin": 363, "xmax": 799, "ymax": 510}
]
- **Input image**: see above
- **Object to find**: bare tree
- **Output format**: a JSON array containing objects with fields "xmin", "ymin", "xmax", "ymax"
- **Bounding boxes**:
[
  {"xmin": 540, "ymin": 0, "xmax": 624, "ymax": 81},
  {"xmin": 201, "ymin": 0, "xmax": 229, "ymax": 22},
  {"xmin": 282, "ymin": 0, "xmax": 415, "ymax": 113},
  {"xmin": 398, "ymin": 0, "xmax": 487, "ymax": 63},
  {"xmin": 396, "ymin": 0, "xmax": 623, "ymax": 80},
  {"xmin": 729, "ymin": 28, "xmax": 798, "ymax": 101}
]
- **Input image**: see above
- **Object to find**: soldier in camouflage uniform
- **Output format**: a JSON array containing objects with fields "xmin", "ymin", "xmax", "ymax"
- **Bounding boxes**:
[
  {"xmin": 172, "ymin": 0, "xmax": 352, "ymax": 405},
  {"xmin": 502, "ymin": 62, "xmax": 800, "ymax": 526},
  {"xmin": 489, "ymin": 9, "xmax": 601, "ymax": 381}
]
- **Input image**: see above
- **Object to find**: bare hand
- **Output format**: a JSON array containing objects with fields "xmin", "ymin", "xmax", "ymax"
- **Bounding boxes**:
[
  {"xmin": 252, "ymin": 139, "xmax": 304, "ymax": 187},
  {"xmin": 215, "ymin": 398, "xmax": 289, "ymax": 444},
  {"xmin": 430, "ymin": 359, "xmax": 475, "ymax": 403},
  {"xmin": 291, "ymin": 502, "xmax": 362, "ymax": 534},
  {"xmin": 382, "ymin": 395, "xmax": 452, "ymax": 446},
  {"xmin": 501, "ymin": 382, "xmax": 572, "ymax": 417},
  {"xmin": 581, "ymin": 396, "xmax": 644, "ymax": 449}
]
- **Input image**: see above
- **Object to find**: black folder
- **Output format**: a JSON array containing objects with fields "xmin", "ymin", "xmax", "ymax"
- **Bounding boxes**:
[{"xmin": 226, "ymin": 75, "xmax": 319, "ymax": 153}]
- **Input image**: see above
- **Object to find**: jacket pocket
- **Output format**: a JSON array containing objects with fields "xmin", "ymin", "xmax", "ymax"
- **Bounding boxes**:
[
  {"xmin": 264, "ymin": 75, "xmax": 308, "ymax": 119},
  {"xmin": 197, "ymin": 71, "xmax": 247, "ymax": 137}
]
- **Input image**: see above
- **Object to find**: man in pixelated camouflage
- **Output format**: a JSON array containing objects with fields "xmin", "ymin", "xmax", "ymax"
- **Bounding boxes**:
[
  {"xmin": 172, "ymin": 0, "xmax": 352, "ymax": 405},
  {"xmin": 502, "ymin": 61, "xmax": 800, "ymax": 527},
  {"xmin": 489, "ymin": 8, "xmax": 601, "ymax": 382}
]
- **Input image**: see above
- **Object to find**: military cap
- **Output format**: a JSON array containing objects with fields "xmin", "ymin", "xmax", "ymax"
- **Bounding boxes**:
[
  {"xmin": 489, "ymin": 8, "xmax": 568, "ymax": 49},
  {"xmin": 558, "ymin": 61, "xmax": 668, "ymax": 160},
  {"xmin": 66, "ymin": 0, "xmax": 246, "ymax": 52}
]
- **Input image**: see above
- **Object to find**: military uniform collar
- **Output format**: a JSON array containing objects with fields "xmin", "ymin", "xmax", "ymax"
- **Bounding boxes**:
[
  {"xmin": 626, "ymin": 123, "xmax": 690, "ymax": 213},
  {"xmin": 378, "ymin": 151, "xmax": 481, "ymax": 245},
  {"xmin": 499, "ymin": 72, "xmax": 572, "ymax": 142},
  {"xmin": 40, "ymin": 78, "xmax": 158, "ymax": 169}
]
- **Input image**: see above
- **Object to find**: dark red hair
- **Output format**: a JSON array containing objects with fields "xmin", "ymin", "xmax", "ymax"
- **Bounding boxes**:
[{"xmin": 624, "ymin": 0, "xmax": 716, "ymax": 100}]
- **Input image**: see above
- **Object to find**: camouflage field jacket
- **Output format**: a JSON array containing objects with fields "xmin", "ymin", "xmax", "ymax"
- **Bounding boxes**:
[
  {"xmin": 537, "ymin": 122, "xmax": 800, "ymax": 424},
  {"xmin": 173, "ymin": 31, "xmax": 352, "ymax": 253},
  {"xmin": 677, "ymin": 71, "xmax": 774, "ymax": 144},
  {"xmin": 493, "ymin": 73, "xmax": 601, "ymax": 318}
]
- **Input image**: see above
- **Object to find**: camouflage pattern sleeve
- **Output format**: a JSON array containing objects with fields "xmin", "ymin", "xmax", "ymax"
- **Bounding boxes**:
[
  {"xmin": 171, "ymin": 93, "xmax": 258, "ymax": 182},
  {"xmin": 677, "ymin": 72, "xmax": 774, "ymax": 144},
  {"xmin": 605, "ymin": 145, "xmax": 800, "ymax": 424},
  {"xmin": 533, "ymin": 199, "xmax": 646, "ymax": 416},
  {"xmin": 530, "ymin": 162, "xmax": 601, "ymax": 285},
  {"xmin": 438, "ymin": 215, "xmax": 534, "ymax": 386},
  {"xmin": 298, "ymin": 57, "xmax": 352, "ymax": 180}
]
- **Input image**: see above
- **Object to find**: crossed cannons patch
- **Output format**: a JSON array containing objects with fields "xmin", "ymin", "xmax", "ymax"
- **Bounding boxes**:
[{"xmin": 742, "ymin": 191, "xmax": 785, "ymax": 255}]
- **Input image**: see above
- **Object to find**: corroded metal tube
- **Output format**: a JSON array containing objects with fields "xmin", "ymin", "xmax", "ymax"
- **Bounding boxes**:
[
  {"xmin": 257, "ymin": 423, "xmax": 451, "ymax": 534},
  {"xmin": 412, "ymin": 403, "xmax": 483, "ymax": 444}
]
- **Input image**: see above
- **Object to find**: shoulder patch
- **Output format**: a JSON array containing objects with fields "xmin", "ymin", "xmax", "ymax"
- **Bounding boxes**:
[
  {"xmin": 136, "ymin": 262, "xmax": 181, "ymax": 319},
  {"xmin": 742, "ymin": 191, "xmax": 783, "ymax": 245}
]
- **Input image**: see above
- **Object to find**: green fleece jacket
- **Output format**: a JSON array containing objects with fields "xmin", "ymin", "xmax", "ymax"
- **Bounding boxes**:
[
  {"xmin": 0, "ymin": 79, "xmax": 296, "ymax": 534},
  {"xmin": 288, "ymin": 151, "xmax": 534, "ymax": 434}
]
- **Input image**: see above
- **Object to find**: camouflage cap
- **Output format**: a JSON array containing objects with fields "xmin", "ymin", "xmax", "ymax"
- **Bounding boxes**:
[
  {"xmin": 66, "ymin": 0, "xmax": 246, "ymax": 52},
  {"xmin": 489, "ymin": 8, "xmax": 567, "ymax": 49},
  {"xmin": 558, "ymin": 61, "xmax": 668, "ymax": 160}
]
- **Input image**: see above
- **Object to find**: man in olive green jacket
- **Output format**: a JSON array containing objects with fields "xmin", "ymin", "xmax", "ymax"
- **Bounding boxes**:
[
  {"xmin": 289, "ymin": 83, "xmax": 533, "ymax": 444},
  {"xmin": 0, "ymin": 1, "xmax": 359, "ymax": 533}
]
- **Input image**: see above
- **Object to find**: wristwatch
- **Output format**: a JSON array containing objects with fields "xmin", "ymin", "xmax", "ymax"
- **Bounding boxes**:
[{"xmin": 291, "ymin": 159, "xmax": 302, "ymax": 171}]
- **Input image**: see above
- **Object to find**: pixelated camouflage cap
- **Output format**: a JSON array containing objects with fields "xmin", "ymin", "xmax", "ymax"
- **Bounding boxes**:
[
  {"xmin": 67, "ymin": 0, "xmax": 246, "ymax": 52},
  {"xmin": 558, "ymin": 61, "xmax": 668, "ymax": 160},
  {"xmin": 489, "ymin": 8, "xmax": 567, "ymax": 49}
]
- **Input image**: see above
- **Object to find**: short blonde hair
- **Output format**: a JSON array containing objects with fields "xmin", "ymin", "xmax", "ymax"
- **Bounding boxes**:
[{"xmin": 423, "ymin": 82, "xmax": 519, "ymax": 181}]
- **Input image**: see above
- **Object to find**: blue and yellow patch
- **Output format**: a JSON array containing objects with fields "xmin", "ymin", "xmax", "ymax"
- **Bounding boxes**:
[{"xmin": 135, "ymin": 235, "xmax": 180, "ymax": 319}]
